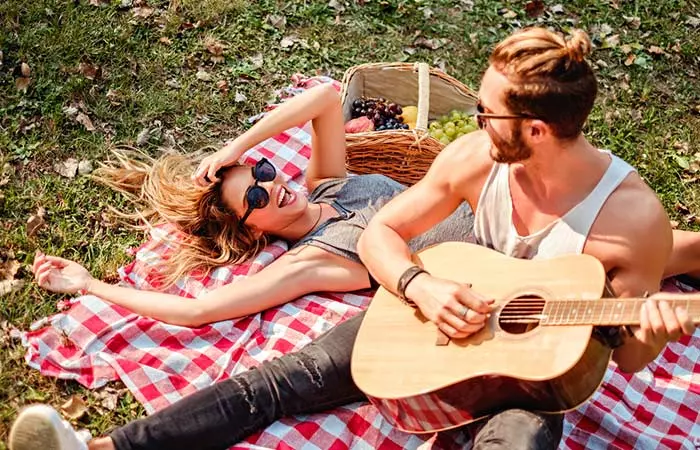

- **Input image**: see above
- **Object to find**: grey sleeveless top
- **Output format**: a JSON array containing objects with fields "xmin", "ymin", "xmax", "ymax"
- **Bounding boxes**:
[{"xmin": 290, "ymin": 174, "xmax": 475, "ymax": 264}]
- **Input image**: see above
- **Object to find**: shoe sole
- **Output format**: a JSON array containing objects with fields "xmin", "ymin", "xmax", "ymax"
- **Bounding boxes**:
[{"xmin": 9, "ymin": 408, "xmax": 63, "ymax": 450}]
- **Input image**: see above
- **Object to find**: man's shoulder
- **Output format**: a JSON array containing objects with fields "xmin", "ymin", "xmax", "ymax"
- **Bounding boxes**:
[
  {"xmin": 433, "ymin": 131, "xmax": 495, "ymax": 182},
  {"xmin": 605, "ymin": 173, "xmax": 669, "ymax": 233},
  {"xmin": 586, "ymin": 170, "xmax": 673, "ymax": 296},
  {"xmin": 588, "ymin": 172, "xmax": 672, "ymax": 265}
]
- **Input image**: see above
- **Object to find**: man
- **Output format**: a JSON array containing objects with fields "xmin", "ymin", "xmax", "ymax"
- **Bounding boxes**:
[{"xmin": 358, "ymin": 27, "xmax": 694, "ymax": 448}]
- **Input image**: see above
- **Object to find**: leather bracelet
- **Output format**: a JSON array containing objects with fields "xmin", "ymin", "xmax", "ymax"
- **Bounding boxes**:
[{"xmin": 396, "ymin": 265, "xmax": 429, "ymax": 307}]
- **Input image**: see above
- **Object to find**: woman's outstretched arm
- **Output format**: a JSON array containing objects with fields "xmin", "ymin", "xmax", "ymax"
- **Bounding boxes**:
[
  {"xmin": 33, "ymin": 246, "xmax": 369, "ymax": 327},
  {"xmin": 193, "ymin": 83, "xmax": 347, "ymax": 190}
]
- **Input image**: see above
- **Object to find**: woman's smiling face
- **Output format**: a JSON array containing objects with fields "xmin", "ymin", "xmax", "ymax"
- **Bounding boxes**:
[{"xmin": 219, "ymin": 163, "xmax": 309, "ymax": 233}]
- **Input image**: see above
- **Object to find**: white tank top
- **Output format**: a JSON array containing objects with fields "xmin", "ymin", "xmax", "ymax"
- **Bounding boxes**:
[{"xmin": 473, "ymin": 151, "xmax": 635, "ymax": 259}]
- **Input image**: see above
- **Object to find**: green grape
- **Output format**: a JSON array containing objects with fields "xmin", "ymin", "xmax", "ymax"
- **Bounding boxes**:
[
  {"xmin": 431, "ymin": 129, "xmax": 445, "ymax": 139},
  {"xmin": 444, "ymin": 127, "xmax": 457, "ymax": 138},
  {"xmin": 439, "ymin": 136, "xmax": 451, "ymax": 145},
  {"xmin": 429, "ymin": 121, "xmax": 440, "ymax": 130}
]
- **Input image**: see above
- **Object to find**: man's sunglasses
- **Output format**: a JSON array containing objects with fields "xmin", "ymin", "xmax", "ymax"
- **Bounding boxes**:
[
  {"xmin": 474, "ymin": 101, "xmax": 537, "ymax": 129},
  {"xmin": 238, "ymin": 158, "xmax": 277, "ymax": 228}
]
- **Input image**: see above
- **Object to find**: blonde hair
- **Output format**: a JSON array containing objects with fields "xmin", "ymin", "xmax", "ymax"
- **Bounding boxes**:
[
  {"xmin": 93, "ymin": 148, "xmax": 267, "ymax": 287},
  {"xmin": 489, "ymin": 27, "xmax": 596, "ymax": 139}
]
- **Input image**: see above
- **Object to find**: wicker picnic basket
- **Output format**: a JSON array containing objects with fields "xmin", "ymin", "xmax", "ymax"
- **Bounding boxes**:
[{"xmin": 341, "ymin": 62, "xmax": 479, "ymax": 186}]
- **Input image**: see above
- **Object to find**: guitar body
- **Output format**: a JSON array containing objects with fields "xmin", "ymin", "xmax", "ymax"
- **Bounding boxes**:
[{"xmin": 351, "ymin": 241, "xmax": 610, "ymax": 434}]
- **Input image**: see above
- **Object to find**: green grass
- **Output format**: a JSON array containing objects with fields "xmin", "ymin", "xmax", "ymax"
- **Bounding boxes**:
[{"xmin": 1, "ymin": 0, "xmax": 699, "ymax": 445}]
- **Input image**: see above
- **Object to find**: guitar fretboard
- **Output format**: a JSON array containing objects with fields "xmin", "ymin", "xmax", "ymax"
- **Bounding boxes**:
[{"xmin": 539, "ymin": 297, "xmax": 700, "ymax": 326}]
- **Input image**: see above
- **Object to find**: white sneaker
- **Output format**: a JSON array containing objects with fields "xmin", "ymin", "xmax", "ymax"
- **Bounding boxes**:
[{"xmin": 9, "ymin": 405, "xmax": 91, "ymax": 450}]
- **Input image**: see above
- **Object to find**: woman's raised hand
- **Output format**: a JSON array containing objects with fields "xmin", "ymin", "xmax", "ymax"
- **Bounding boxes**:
[
  {"xmin": 192, "ymin": 143, "xmax": 240, "ymax": 187},
  {"xmin": 32, "ymin": 251, "xmax": 93, "ymax": 294}
]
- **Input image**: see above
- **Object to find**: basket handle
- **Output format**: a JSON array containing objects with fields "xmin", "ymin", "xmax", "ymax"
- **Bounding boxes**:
[{"xmin": 415, "ymin": 62, "xmax": 430, "ymax": 132}]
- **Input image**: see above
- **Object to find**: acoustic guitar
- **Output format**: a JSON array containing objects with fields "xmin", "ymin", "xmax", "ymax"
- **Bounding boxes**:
[{"xmin": 350, "ymin": 241, "xmax": 700, "ymax": 434}]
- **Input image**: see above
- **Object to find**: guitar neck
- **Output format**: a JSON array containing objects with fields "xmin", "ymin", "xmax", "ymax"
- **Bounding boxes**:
[{"xmin": 540, "ymin": 295, "xmax": 700, "ymax": 326}]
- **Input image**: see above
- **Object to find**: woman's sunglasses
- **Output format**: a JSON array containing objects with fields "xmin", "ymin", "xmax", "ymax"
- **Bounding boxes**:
[
  {"xmin": 474, "ymin": 101, "xmax": 537, "ymax": 129},
  {"xmin": 238, "ymin": 158, "xmax": 277, "ymax": 228}
]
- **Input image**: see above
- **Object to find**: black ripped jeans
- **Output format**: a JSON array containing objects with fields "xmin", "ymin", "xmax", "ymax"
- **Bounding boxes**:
[{"xmin": 110, "ymin": 312, "xmax": 563, "ymax": 450}]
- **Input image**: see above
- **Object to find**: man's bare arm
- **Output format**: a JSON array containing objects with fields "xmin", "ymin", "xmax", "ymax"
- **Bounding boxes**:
[
  {"xmin": 599, "ymin": 186, "xmax": 692, "ymax": 372},
  {"xmin": 357, "ymin": 133, "xmax": 491, "ymax": 293}
]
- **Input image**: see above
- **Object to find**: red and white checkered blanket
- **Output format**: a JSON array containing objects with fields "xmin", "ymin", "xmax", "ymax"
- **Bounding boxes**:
[{"xmin": 21, "ymin": 76, "xmax": 700, "ymax": 449}]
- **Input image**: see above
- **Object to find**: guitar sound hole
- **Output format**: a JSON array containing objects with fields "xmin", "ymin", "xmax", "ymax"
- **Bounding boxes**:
[{"xmin": 498, "ymin": 296, "xmax": 545, "ymax": 334}]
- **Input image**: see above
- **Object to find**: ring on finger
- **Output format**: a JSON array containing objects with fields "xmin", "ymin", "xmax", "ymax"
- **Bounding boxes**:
[{"xmin": 459, "ymin": 305, "xmax": 469, "ymax": 319}]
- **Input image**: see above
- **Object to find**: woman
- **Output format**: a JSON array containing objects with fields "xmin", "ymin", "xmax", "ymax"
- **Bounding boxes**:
[{"xmin": 15, "ymin": 81, "xmax": 700, "ymax": 450}]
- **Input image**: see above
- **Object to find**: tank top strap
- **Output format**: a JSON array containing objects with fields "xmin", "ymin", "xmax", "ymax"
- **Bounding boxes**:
[{"xmin": 563, "ymin": 152, "xmax": 635, "ymax": 235}]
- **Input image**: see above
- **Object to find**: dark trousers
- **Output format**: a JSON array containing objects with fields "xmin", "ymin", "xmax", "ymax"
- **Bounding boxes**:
[{"xmin": 110, "ymin": 312, "xmax": 563, "ymax": 450}]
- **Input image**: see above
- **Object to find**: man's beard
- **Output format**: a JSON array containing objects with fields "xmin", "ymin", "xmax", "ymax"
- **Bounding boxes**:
[{"xmin": 489, "ymin": 125, "xmax": 532, "ymax": 164}]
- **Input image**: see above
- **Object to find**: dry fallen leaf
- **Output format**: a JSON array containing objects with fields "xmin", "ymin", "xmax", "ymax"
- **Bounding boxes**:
[
  {"xmin": 136, "ymin": 127, "xmax": 151, "ymax": 146},
  {"xmin": 675, "ymin": 202, "xmax": 691, "ymax": 215},
  {"xmin": 328, "ymin": 0, "xmax": 344, "ymax": 11},
  {"xmin": 623, "ymin": 16, "xmax": 641, "ymax": 29},
  {"xmin": 524, "ymin": 0, "xmax": 545, "ymax": 18},
  {"xmin": 204, "ymin": 37, "xmax": 227, "ymax": 64},
  {"xmin": 624, "ymin": 54, "xmax": 636, "ymax": 66},
  {"xmin": 75, "ymin": 112, "xmax": 96, "ymax": 132},
  {"xmin": 54, "ymin": 158, "xmax": 79, "ymax": 178},
  {"xmin": 234, "ymin": 92, "xmax": 247, "ymax": 102},
  {"xmin": 61, "ymin": 395, "xmax": 88, "ymax": 420},
  {"xmin": 27, "ymin": 207, "xmax": 47, "ymax": 238},
  {"xmin": 267, "ymin": 14, "xmax": 286, "ymax": 29},
  {"xmin": 78, "ymin": 62, "xmax": 101, "ymax": 80},
  {"xmin": 0, "ymin": 254, "xmax": 23, "ymax": 296},
  {"xmin": 15, "ymin": 63, "xmax": 31, "ymax": 91},
  {"xmin": 196, "ymin": 68, "xmax": 212, "ymax": 82},
  {"xmin": 165, "ymin": 79, "xmax": 181, "ymax": 89},
  {"xmin": 132, "ymin": 6, "xmax": 154, "ymax": 18},
  {"xmin": 648, "ymin": 45, "xmax": 666, "ymax": 56},
  {"xmin": 550, "ymin": 4, "xmax": 565, "ymax": 13},
  {"xmin": 598, "ymin": 23, "xmax": 614, "ymax": 37},
  {"xmin": 0, "ymin": 320, "xmax": 22, "ymax": 347},
  {"xmin": 20, "ymin": 62, "xmax": 30, "ymax": 77},
  {"xmin": 98, "ymin": 391, "xmax": 119, "ymax": 410},
  {"xmin": 500, "ymin": 9, "xmax": 517, "ymax": 19},
  {"xmin": 15, "ymin": 77, "xmax": 30, "ymax": 92},
  {"xmin": 78, "ymin": 160, "xmax": 94, "ymax": 175},
  {"xmin": 280, "ymin": 36, "xmax": 298, "ymax": 49},
  {"xmin": 603, "ymin": 34, "xmax": 620, "ymax": 49},
  {"xmin": 0, "ymin": 280, "xmax": 24, "ymax": 296},
  {"xmin": 250, "ymin": 53, "xmax": 264, "ymax": 68},
  {"xmin": 106, "ymin": 89, "xmax": 120, "ymax": 105},
  {"xmin": 216, "ymin": 80, "xmax": 229, "ymax": 94},
  {"xmin": 159, "ymin": 37, "xmax": 172, "ymax": 45},
  {"xmin": 413, "ymin": 37, "xmax": 448, "ymax": 50},
  {"xmin": 0, "ymin": 256, "xmax": 20, "ymax": 281}
]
